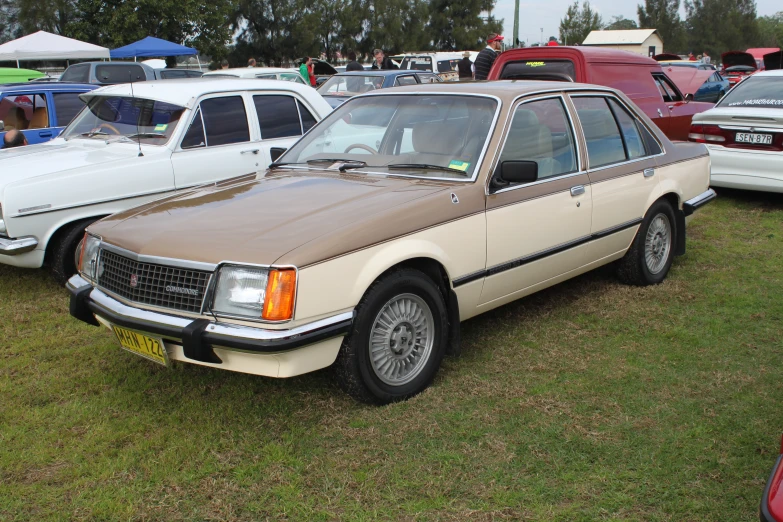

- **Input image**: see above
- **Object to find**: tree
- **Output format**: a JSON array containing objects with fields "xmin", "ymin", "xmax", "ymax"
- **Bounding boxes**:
[
  {"xmin": 15, "ymin": 0, "xmax": 77, "ymax": 35},
  {"xmin": 67, "ymin": 0, "xmax": 234, "ymax": 58},
  {"xmin": 427, "ymin": 0, "xmax": 502, "ymax": 51},
  {"xmin": 684, "ymin": 0, "xmax": 758, "ymax": 58},
  {"xmin": 559, "ymin": 1, "xmax": 603, "ymax": 45},
  {"xmin": 757, "ymin": 11, "xmax": 783, "ymax": 48},
  {"xmin": 638, "ymin": 0, "xmax": 686, "ymax": 52},
  {"xmin": 605, "ymin": 15, "xmax": 638, "ymax": 30},
  {"xmin": 0, "ymin": 0, "xmax": 17, "ymax": 43}
]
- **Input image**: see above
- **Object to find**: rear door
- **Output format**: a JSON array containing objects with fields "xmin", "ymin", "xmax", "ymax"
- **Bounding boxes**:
[
  {"xmin": 50, "ymin": 90, "xmax": 89, "ymax": 136},
  {"xmin": 171, "ymin": 92, "xmax": 260, "ymax": 188},
  {"xmin": 0, "ymin": 90, "xmax": 53, "ymax": 146},
  {"xmin": 250, "ymin": 93, "xmax": 320, "ymax": 165}
]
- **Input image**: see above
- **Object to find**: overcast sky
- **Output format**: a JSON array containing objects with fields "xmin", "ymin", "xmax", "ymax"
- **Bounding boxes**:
[{"xmin": 492, "ymin": 0, "xmax": 781, "ymax": 46}]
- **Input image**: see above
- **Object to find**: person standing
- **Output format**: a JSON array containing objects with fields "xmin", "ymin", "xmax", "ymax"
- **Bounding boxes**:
[
  {"xmin": 346, "ymin": 51, "xmax": 363, "ymax": 71},
  {"xmin": 473, "ymin": 33, "xmax": 504, "ymax": 80},
  {"xmin": 371, "ymin": 49, "xmax": 398, "ymax": 70},
  {"xmin": 458, "ymin": 51, "xmax": 474, "ymax": 79},
  {"xmin": 702, "ymin": 51, "xmax": 711, "ymax": 65},
  {"xmin": 300, "ymin": 57, "xmax": 316, "ymax": 86},
  {"xmin": 247, "ymin": 57, "xmax": 256, "ymax": 67},
  {"xmin": 688, "ymin": 52, "xmax": 696, "ymax": 62},
  {"xmin": 220, "ymin": 59, "xmax": 229, "ymax": 69}
]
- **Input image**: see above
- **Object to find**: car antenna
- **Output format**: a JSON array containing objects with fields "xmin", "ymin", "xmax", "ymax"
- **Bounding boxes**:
[{"xmin": 129, "ymin": 72, "xmax": 143, "ymax": 157}]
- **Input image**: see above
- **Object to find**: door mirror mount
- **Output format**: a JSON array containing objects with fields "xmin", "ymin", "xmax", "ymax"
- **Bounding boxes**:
[{"xmin": 684, "ymin": 93, "xmax": 694, "ymax": 103}]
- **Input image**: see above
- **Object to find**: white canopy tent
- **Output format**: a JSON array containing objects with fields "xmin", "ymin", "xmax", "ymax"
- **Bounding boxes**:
[{"xmin": 0, "ymin": 31, "xmax": 110, "ymax": 67}]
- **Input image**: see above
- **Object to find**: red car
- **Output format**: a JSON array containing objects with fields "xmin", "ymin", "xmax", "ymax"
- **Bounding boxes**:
[
  {"xmin": 487, "ymin": 46, "xmax": 713, "ymax": 141},
  {"xmin": 747, "ymin": 47, "xmax": 781, "ymax": 71},
  {"xmin": 761, "ymin": 434, "xmax": 783, "ymax": 522},
  {"xmin": 721, "ymin": 51, "xmax": 758, "ymax": 87}
]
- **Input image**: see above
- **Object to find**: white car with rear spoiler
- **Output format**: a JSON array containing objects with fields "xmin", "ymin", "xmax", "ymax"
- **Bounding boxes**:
[{"xmin": 689, "ymin": 70, "xmax": 783, "ymax": 192}]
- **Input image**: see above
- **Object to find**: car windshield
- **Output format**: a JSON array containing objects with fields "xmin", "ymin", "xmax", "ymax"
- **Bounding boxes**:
[
  {"xmin": 61, "ymin": 96, "xmax": 186, "ymax": 144},
  {"xmin": 718, "ymin": 77, "xmax": 783, "ymax": 108},
  {"xmin": 400, "ymin": 56, "xmax": 433, "ymax": 71},
  {"xmin": 318, "ymin": 75, "xmax": 385, "ymax": 96},
  {"xmin": 278, "ymin": 94, "xmax": 498, "ymax": 180}
]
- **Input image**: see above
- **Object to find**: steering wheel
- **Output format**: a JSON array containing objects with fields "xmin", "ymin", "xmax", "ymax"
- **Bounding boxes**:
[
  {"xmin": 96, "ymin": 123, "xmax": 121, "ymax": 135},
  {"xmin": 343, "ymin": 143, "xmax": 378, "ymax": 155}
]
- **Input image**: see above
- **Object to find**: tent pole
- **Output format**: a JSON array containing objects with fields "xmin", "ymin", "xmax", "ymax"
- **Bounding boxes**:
[
  {"xmin": 16, "ymin": 60, "xmax": 19, "ymax": 68},
  {"xmin": 197, "ymin": 55, "xmax": 202, "ymax": 71}
]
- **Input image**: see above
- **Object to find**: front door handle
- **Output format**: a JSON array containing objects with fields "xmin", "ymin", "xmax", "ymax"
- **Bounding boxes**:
[
  {"xmin": 38, "ymin": 131, "xmax": 53, "ymax": 138},
  {"xmin": 241, "ymin": 149, "xmax": 259, "ymax": 155},
  {"xmin": 643, "ymin": 168, "xmax": 655, "ymax": 178},
  {"xmin": 657, "ymin": 108, "xmax": 664, "ymax": 118},
  {"xmin": 668, "ymin": 105, "xmax": 674, "ymax": 110},
  {"xmin": 570, "ymin": 185, "xmax": 585, "ymax": 197}
]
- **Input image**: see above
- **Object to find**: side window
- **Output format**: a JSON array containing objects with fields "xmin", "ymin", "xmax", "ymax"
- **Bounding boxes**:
[
  {"xmin": 395, "ymin": 75, "xmax": 417, "ymax": 86},
  {"xmin": 180, "ymin": 109, "xmax": 206, "ymax": 149},
  {"xmin": 653, "ymin": 74, "xmax": 682, "ymax": 102},
  {"xmin": 607, "ymin": 98, "xmax": 645, "ymax": 160},
  {"xmin": 572, "ymin": 97, "xmax": 626, "ymax": 168},
  {"xmin": 60, "ymin": 64, "xmax": 90, "ymax": 83},
  {"xmin": 53, "ymin": 92, "xmax": 87, "ymax": 126},
  {"xmin": 0, "ymin": 93, "xmax": 48, "ymax": 130},
  {"xmin": 200, "ymin": 96, "xmax": 250, "ymax": 146},
  {"xmin": 253, "ymin": 95, "xmax": 301, "ymax": 139},
  {"xmin": 297, "ymin": 100, "xmax": 317, "ymax": 133},
  {"xmin": 255, "ymin": 74, "xmax": 277, "ymax": 80},
  {"xmin": 497, "ymin": 97, "xmax": 578, "ymax": 180}
]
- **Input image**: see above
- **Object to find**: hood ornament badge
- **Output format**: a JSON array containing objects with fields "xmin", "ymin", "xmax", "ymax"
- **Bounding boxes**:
[{"xmin": 129, "ymin": 274, "xmax": 138, "ymax": 288}]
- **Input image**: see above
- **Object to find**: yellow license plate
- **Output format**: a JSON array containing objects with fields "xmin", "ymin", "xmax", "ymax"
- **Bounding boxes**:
[{"xmin": 112, "ymin": 326, "xmax": 167, "ymax": 366}]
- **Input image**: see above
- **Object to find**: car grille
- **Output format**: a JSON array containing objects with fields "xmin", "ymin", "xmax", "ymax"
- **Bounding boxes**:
[{"xmin": 97, "ymin": 249, "xmax": 212, "ymax": 313}]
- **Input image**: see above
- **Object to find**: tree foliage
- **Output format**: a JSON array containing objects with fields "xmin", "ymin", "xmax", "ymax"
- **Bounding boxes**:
[
  {"xmin": 15, "ymin": 0, "xmax": 77, "ymax": 36},
  {"xmin": 559, "ymin": 1, "xmax": 603, "ymax": 45},
  {"xmin": 758, "ymin": 11, "xmax": 783, "ymax": 48},
  {"xmin": 684, "ymin": 0, "xmax": 758, "ymax": 58},
  {"xmin": 638, "ymin": 0, "xmax": 686, "ymax": 52},
  {"xmin": 605, "ymin": 15, "xmax": 638, "ymax": 30},
  {"xmin": 0, "ymin": 0, "xmax": 17, "ymax": 43},
  {"xmin": 427, "ymin": 0, "xmax": 502, "ymax": 51}
]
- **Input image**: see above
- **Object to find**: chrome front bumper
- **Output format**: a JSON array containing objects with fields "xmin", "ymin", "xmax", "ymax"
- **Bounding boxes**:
[
  {"xmin": 66, "ymin": 274, "xmax": 353, "ymax": 364},
  {"xmin": 0, "ymin": 236, "xmax": 38, "ymax": 255}
]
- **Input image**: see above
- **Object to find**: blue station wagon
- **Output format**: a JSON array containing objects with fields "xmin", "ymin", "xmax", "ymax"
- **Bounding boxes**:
[{"xmin": 0, "ymin": 83, "xmax": 97, "ymax": 148}]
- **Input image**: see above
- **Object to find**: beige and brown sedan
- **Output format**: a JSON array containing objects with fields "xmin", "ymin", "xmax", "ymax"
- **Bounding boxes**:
[{"xmin": 67, "ymin": 81, "xmax": 716, "ymax": 404}]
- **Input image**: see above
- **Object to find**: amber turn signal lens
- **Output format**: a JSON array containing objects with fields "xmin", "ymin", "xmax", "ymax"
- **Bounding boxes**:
[{"xmin": 262, "ymin": 269, "xmax": 296, "ymax": 321}]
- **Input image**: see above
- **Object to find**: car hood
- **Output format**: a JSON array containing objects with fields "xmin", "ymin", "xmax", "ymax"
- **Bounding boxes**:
[
  {"xmin": 664, "ymin": 67, "xmax": 714, "ymax": 95},
  {"xmin": 90, "ymin": 170, "xmax": 456, "ymax": 267},
  {"xmin": 0, "ymin": 139, "xmax": 167, "ymax": 188},
  {"xmin": 763, "ymin": 51, "xmax": 783, "ymax": 71},
  {"xmin": 721, "ymin": 51, "xmax": 757, "ymax": 70}
]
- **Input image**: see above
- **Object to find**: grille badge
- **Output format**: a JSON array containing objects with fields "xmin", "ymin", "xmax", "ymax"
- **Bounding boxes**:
[{"xmin": 130, "ymin": 274, "xmax": 138, "ymax": 288}]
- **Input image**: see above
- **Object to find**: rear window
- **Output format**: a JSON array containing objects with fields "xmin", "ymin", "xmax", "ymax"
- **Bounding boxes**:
[
  {"xmin": 60, "ymin": 64, "xmax": 90, "ymax": 83},
  {"xmin": 95, "ymin": 64, "xmax": 147, "ymax": 84},
  {"xmin": 499, "ymin": 60, "xmax": 576, "ymax": 82},
  {"xmin": 718, "ymin": 77, "xmax": 783, "ymax": 108},
  {"xmin": 400, "ymin": 56, "xmax": 432, "ymax": 71}
]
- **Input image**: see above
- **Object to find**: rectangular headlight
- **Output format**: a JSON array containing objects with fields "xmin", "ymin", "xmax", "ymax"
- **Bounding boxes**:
[
  {"xmin": 78, "ymin": 233, "xmax": 101, "ymax": 282},
  {"xmin": 0, "ymin": 203, "xmax": 5, "ymax": 235},
  {"xmin": 212, "ymin": 266, "xmax": 296, "ymax": 321}
]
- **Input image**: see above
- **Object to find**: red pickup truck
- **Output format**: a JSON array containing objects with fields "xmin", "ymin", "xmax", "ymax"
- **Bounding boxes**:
[{"xmin": 487, "ymin": 46, "xmax": 713, "ymax": 141}]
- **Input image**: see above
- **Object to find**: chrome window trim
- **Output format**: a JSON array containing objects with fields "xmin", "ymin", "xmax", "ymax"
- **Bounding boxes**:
[
  {"xmin": 484, "ymin": 93, "xmax": 583, "ymax": 196},
  {"xmin": 567, "ymin": 92, "xmax": 667, "ymax": 170},
  {"xmin": 297, "ymin": 91, "xmax": 504, "ymax": 184}
]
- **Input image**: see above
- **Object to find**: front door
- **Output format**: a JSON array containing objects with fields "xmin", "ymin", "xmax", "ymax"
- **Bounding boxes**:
[
  {"xmin": 171, "ymin": 93, "xmax": 261, "ymax": 189},
  {"xmin": 0, "ymin": 91, "xmax": 53, "ymax": 147},
  {"xmin": 480, "ymin": 95, "xmax": 592, "ymax": 308}
]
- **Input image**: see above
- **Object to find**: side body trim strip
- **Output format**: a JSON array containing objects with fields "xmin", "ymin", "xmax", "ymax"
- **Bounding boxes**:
[{"xmin": 453, "ymin": 218, "xmax": 642, "ymax": 288}]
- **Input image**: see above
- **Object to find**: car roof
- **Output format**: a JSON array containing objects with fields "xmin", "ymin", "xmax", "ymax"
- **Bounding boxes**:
[
  {"xmin": 750, "ymin": 69, "xmax": 783, "ymax": 77},
  {"xmin": 81, "ymin": 77, "xmax": 316, "ymax": 107},
  {"xmin": 500, "ymin": 46, "xmax": 659, "ymax": 65},
  {"xmin": 358, "ymin": 79, "xmax": 619, "ymax": 102},
  {"xmin": 203, "ymin": 67, "xmax": 298, "ymax": 76},
  {"xmin": 0, "ymin": 82, "xmax": 96, "ymax": 92},
  {"xmin": 333, "ymin": 70, "xmax": 424, "ymax": 77}
]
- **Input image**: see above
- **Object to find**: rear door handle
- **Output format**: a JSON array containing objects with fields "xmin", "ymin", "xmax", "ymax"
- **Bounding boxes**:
[
  {"xmin": 668, "ymin": 105, "xmax": 674, "ymax": 110},
  {"xmin": 643, "ymin": 168, "xmax": 655, "ymax": 178},
  {"xmin": 570, "ymin": 185, "xmax": 585, "ymax": 197},
  {"xmin": 241, "ymin": 149, "xmax": 259, "ymax": 155},
  {"xmin": 38, "ymin": 131, "xmax": 53, "ymax": 138},
  {"xmin": 657, "ymin": 109, "xmax": 664, "ymax": 118}
]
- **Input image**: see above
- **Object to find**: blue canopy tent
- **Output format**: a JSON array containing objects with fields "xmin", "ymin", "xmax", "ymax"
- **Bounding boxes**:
[{"xmin": 110, "ymin": 37, "xmax": 200, "ymax": 69}]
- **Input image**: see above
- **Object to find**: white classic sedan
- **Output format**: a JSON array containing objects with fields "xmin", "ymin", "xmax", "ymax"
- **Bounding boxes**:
[
  {"xmin": 0, "ymin": 78, "xmax": 332, "ymax": 281},
  {"xmin": 689, "ymin": 70, "xmax": 783, "ymax": 192}
]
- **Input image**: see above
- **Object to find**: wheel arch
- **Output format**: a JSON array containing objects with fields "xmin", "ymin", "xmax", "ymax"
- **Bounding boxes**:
[
  {"xmin": 44, "ymin": 214, "xmax": 110, "ymax": 259},
  {"xmin": 648, "ymin": 191, "xmax": 686, "ymax": 256}
]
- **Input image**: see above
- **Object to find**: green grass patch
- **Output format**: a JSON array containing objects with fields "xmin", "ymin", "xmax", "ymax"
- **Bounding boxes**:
[{"xmin": 1, "ymin": 188, "xmax": 782, "ymax": 521}]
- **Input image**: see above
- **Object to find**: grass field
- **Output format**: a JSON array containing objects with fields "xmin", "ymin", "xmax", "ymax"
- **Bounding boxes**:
[{"xmin": 1, "ymin": 188, "xmax": 782, "ymax": 521}]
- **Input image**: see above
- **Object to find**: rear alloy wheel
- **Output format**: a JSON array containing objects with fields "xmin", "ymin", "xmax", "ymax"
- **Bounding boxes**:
[
  {"xmin": 616, "ymin": 199, "xmax": 676, "ymax": 286},
  {"xmin": 333, "ymin": 268, "xmax": 448, "ymax": 405}
]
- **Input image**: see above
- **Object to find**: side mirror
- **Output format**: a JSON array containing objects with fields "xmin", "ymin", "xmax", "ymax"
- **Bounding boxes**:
[
  {"xmin": 499, "ymin": 160, "xmax": 538, "ymax": 184},
  {"xmin": 0, "ymin": 120, "xmax": 4, "ymax": 131},
  {"xmin": 685, "ymin": 93, "xmax": 694, "ymax": 102},
  {"xmin": 270, "ymin": 147, "xmax": 286, "ymax": 162}
]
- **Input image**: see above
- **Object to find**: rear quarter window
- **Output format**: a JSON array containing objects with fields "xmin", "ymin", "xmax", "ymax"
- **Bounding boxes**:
[
  {"xmin": 60, "ymin": 64, "xmax": 90, "ymax": 83},
  {"xmin": 95, "ymin": 64, "xmax": 147, "ymax": 84},
  {"xmin": 589, "ymin": 65, "xmax": 662, "ymax": 98}
]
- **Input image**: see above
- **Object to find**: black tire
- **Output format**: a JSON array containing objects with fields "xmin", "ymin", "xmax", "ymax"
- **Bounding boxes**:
[
  {"xmin": 333, "ymin": 268, "xmax": 448, "ymax": 405},
  {"xmin": 46, "ymin": 218, "xmax": 98, "ymax": 285},
  {"xmin": 616, "ymin": 199, "xmax": 677, "ymax": 286}
]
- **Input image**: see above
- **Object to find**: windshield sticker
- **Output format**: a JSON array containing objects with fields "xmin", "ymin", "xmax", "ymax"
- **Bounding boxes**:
[
  {"xmin": 526, "ymin": 61, "xmax": 545, "ymax": 67},
  {"xmin": 727, "ymin": 99, "xmax": 783, "ymax": 107},
  {"xmin": 448, "ymin": 160, "xmax": 471, "ymax": 172},
  {"xmin": 154, "ymin": 123, "xmax": 168, "ymax": 131}
]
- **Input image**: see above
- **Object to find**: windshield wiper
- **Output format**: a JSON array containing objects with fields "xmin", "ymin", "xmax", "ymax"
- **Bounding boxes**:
[
  {"xmin": 125, "ymin": 132, "xmax": 168, "ymax": 139},
  {"xmin": 306, "ymin": 158, "xmax": 368, "ymax": 172},
  {"xmin": 387, "ymin": 163, "xmax": 467, "ymax": 174},
  {"xmin": 269, "ymin": 161, "xmax": 308, "ymax": 168},
  {"xmin": 78, "ymin": 130, "xmax": 110, "ymax": 138}
]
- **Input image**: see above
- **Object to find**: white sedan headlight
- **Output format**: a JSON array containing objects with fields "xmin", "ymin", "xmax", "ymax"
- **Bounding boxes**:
[
  {"xmin": 78, "ymin": 233, "xmax": 102, "ymax": 282},
  {"xmin": 0, "ymin": 203, "xmax": 6, "ymax": 235},
  {"xmin": 212, "ymin": 265, "xmax": 297, "ymax": 321}
]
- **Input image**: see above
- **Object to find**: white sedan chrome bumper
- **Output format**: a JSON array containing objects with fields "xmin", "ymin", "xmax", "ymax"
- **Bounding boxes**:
[
  {"xmin": 0, "ymin": 236, "xmax": 38, "ymax": 255},
  {"xmin": 708, "ymin": 145, "xmax": 783, "ymax": 193}
]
